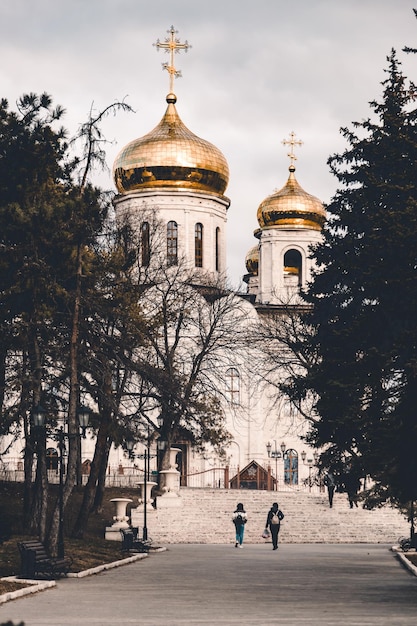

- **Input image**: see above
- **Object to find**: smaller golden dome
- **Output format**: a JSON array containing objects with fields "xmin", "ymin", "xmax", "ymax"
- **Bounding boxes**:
[
  {"xmin": 113, "ymin": 95, "xmax": 229, "ymax": 196},
  {"xmin": 257, "ymin": 165, "xmax": 325, "ymax": 230},
  {"xmin": 245, "ymin": 245, "xmax": 259, "ymax": 275}
]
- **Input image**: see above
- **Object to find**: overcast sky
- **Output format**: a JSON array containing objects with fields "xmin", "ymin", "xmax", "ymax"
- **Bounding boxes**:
[{"xmin": 1, "ymin": 0, "xmax": 416, "ymax": 286}]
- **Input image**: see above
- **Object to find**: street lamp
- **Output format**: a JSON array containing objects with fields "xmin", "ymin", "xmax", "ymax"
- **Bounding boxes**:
[
  {"xmin": 56, "ymin": 406, "xmax": 91, "ymax": 558},
  {"xmin": 280, "ymin": 442, "xmax": 294, "ymax": 486},
  {"xmin": 266, "ymin": 441, "xmax": 282, "ymax": 491},
  {"xmin": 301, "ymin": 450, "xmax": 319, "ymax": 493},
  {"xmin": 126, "ymin": 440, "xmax": 159, "ymax": 542},
  {"xmin": 30, "ymin": 403, "xmax": 90, "ymax": 557},
  {"xmin": 31, "ymin": 403, "xmax": 47, "ymax": 452},
  {"xmin": 77, "ymin": 404, "xmax": 91, "ymax": 438},
  {"xmin": 31, "ymin": 404, "xmax": 47, "ymax": 429}
]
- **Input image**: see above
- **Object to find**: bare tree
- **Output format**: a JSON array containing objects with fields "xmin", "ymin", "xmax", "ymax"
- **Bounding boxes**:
[
  {"xmin": 248, "ymin": 296, "xmax": 319, "ymax": 430},
  {"xmin": 112, "ymin": 209, "xmax": 250, "ymax": 486}
]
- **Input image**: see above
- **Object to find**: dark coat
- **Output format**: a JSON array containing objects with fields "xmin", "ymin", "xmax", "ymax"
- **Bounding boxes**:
[{"xmin": 266, "ymin": 507, "xmax": 284, "ymax": 530}]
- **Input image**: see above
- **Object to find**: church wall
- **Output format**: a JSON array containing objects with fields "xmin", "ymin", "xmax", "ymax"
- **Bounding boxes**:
[
  {"xmin": 257, "ymin": 226, "xmax": 322, "ymax": 304},
  {"xmin": 114, "ymin": 188, "xmax": 230, "ymax": 276}
]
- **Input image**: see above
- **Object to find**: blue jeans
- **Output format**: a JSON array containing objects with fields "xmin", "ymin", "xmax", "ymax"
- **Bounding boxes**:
[{"xmin": 235, "ymin": 524, "xmax": 245, "ymax": 545}]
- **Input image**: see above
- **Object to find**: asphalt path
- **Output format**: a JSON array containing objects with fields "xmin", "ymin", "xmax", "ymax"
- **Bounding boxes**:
[{"xmin": 2, "ymin": 544, "xmax": 417, "ymax": 625}]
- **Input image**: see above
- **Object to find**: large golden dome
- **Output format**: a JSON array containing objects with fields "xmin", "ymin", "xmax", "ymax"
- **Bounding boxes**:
[
  {"xmin": 113, "ymin": 94, "xmax": 229, "ymax": 195},
  {"xmin": 257, "ymin": 165, "xmax": 325, "ymax": 230}
]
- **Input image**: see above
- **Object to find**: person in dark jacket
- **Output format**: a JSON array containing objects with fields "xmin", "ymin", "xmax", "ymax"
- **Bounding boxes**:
[
  {"xmin": 343, "ymin": 471, "xmax": 360, "ymax": 509},
  {"xmin": 265, "ymin": 502, "xmax": 284, "ymax": 550},
  {"xmin": 232, "ymin": 502, "xmax": 247, "ymax": 548},
  {"xmin": 323, "ymin": 471, "xmax": 336, "ymax": 508}
]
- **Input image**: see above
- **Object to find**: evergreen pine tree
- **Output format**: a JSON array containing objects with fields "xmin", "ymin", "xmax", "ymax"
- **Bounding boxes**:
[{"xmin": 298, "ymin": 51, "xmax": 417, "ymax": 509}]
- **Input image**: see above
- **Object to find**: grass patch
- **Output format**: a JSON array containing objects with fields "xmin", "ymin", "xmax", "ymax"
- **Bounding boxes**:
[{"xmin": 0, "ymin": 579, "xmax": 33, "ymax": 594}]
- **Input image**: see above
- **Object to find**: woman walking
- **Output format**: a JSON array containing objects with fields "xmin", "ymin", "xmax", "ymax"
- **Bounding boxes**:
[
  {"xmin": 232, "ymin": 502, "xmax": 247, "ymax": 548},
  {"xmin": 265, "ymin": 502, "xmax": 284, "ymax": 550}
]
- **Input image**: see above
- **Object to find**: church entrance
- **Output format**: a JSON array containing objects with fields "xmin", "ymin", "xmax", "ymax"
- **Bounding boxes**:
[
  {"xmin": 230, "ymin": 461, "xmax": 269, "ymax": 490},
  {"xmin": 46, "ymin": 448, "xmax": 58, "ymax": 471}
]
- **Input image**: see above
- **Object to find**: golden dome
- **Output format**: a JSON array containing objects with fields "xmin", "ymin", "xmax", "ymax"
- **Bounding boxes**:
[
  {"xmin": 245, "ymin": 245, "xmax": 259, "ymax": 275},
  {"xmin": 257, "ymin": 165, "xmax": 325, "ymax": 230},
  {"xmin": 113, "ymin": 94, "xmax": 229, "ymax": 195}
]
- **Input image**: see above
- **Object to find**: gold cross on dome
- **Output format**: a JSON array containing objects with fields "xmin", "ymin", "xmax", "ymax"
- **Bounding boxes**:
[
  {"xmin": 153, "ymin": 26, "xmax": 191, "ymax": 95},
  {"xmin": 282, "ymin": 132, "xmax": 303, "ymax": 167}
]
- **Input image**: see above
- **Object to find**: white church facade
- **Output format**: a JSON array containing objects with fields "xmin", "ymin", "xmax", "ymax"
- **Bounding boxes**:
[{"xmin": 107, "ymin": 27, "xmax": 326, "ymax": 491}]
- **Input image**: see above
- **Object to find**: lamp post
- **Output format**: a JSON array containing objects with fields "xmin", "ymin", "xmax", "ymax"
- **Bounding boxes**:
[
  {"xmin": 56, "ymin": 405, "xmax": 91, "ymax": 558},
  {"xmin": 126, "ymin": 440, "xmax": 159, "ymax": 542},
  {"xmin": 32, "ymin": 403, "xmax": 91, "ymax": 559},
  {"xmin": 280, "ymin": 442, "xmax": 302, "ymax": 487},
  {"xmin": 31, "ymin": 403, "xmax": 47, "ymax": 449},
  {"xmin": 301, "ymin": 450, "xmax": 319, "ymax": 493},
  {"xmin": 266, "ymin": 441, "xmax": 282, "ymax": 491},
  {"xmin": 31, "ymin": 404, "xmax": 47, "ymax": 430}
]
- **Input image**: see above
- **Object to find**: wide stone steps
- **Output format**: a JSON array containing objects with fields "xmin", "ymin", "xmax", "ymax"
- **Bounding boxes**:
[{"xmin": 139, "ymin": 488, "xmax": 409, "ymax": 545}]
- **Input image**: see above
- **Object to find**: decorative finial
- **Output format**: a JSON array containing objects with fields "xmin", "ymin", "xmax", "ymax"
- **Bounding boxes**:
[
  {"xmin": 282, "ymin": 131, "xmax": 303, "ymax": 169},
  {"xmin": 153, "ymin": 26, "xmax": 191, "ymax": 100}
]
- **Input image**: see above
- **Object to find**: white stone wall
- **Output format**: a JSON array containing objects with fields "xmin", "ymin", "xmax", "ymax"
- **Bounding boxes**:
[
  {"xmin": 114, "ymin": 188, "xmax": 230, "ymax": 277},
  {"xmin": 257, "ymin": 226, "xmax": 322, "ymax": 304}
]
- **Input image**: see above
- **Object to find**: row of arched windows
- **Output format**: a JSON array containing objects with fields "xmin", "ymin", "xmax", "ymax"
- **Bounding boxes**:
[{"xmin": 140, "ymin": 221, "xmax": 221, "ymax": 270}]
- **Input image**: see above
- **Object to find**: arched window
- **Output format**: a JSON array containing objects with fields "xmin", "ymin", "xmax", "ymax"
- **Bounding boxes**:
[
  {"xmin": 195, "ymin": 223, "xmax": 203, "ymax": 267},
  {"xmin": 226, "ymin": 367, "xmax": 240, "ymax": 404},
  {"xmin": 284, "ymin": 249, "xmax": 302, "ymax": 286},
  {"xmin": 215, "ymin": 227, "xmax": 220, "ymax": 272},
  {"xmin": 167, "ymin": 221, "xmax": 178, "ymax": 265},
  {"xmin": 283, "ymin": 449, "xmax": 298, "ymax": 485},
  {"xmin": 141, "ymin": 222, "xmax": 150, "ymax": 267}
]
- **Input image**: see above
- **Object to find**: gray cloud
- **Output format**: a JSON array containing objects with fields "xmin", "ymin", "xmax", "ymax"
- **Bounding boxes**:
[{"xmin": 1, "ymin": 0, "xmax": 416, "ymax": 285}]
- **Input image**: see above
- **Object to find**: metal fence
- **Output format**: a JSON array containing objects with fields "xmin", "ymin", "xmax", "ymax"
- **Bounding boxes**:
[{"xmin": 0, "ymin": 460, "xmax": 323, "ymax": 493}]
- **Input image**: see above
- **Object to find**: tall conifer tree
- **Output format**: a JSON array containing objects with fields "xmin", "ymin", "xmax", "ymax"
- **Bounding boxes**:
[{"xmin": 297, "ymin": 51, "xmax": 417, "ymax": 509}]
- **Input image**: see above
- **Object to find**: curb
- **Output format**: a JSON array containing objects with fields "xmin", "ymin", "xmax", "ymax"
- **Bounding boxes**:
[
  {"xmin": 0, "ymin": 546, "xmax": 167, "ymax": 603},
  {"xmin": 0, "ymin": 578, "xmax": 56, "ymax": 605},
  {"xmin": 66, "ymin": 551, "xmax": 149, "ymax": 578},
  {"xmin": 391, "ymin": 545, "xmax": 417, "ymax": 577}
]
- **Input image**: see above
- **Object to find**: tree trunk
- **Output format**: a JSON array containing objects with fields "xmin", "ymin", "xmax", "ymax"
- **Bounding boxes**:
[
  {"xmin": 22, "ymin": 409, "xmax": 35, "ymax": 531},
  {"xmin": 93, "ymin": 438, "xmax": 112, "ymax": 513},
  {"xmin": 71, "ymin": 412, "xmax": 111, "ymax": 538},
  {"xmin": 27, "ymin": 336, "xmax": 49, "ymax": 538},
  {"xmin": 29, "ymin": 441, "xmax": 48, "ymax": 541},
  {"xmin": 47, "ymin": 244, "xmax": 83, "ymax": 555},
  {"xmin": 23, "ymin": 450, "xmax": 34, "ymax": 531}
]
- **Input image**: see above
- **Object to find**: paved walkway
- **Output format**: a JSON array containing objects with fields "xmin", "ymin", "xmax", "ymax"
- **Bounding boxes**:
[{"xmin": 2, "ymin": 544, "xmax": 417, "ymax": 625}]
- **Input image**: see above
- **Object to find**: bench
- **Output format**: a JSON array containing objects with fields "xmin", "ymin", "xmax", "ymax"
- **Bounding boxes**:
[
  {"xmin": 17, "ymin": 540, "xmax": 73, "ymax": 579},
  {"xmin": 120, "ymin": 527, "xmax": 151, "ymax": 553}
]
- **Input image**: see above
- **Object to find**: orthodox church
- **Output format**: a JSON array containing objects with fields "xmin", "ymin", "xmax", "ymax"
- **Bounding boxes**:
[
  {"xmin": 0, "ymin": 27, "xmax": 326, "ymax": 492},
  {"xmin": 108, "ymin": 27, "xmax": 326, "ymax": 490}
]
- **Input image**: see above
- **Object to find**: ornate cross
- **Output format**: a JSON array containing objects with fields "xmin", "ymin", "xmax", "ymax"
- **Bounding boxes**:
[
  {"xmin": 282, "ymin": 132, "xmax": 303, "ymax": 167},
  {"xmin": 153, "ymin": 26, "xmax": 191, "ymax": 94}
]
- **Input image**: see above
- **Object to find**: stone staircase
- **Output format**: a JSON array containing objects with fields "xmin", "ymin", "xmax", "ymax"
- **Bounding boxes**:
[{"xmin": 138, "ymin": 488, "xmax": 410, "ymax": 545}]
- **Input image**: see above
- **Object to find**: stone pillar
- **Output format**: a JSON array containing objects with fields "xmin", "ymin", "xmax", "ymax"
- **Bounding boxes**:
[
  {"xmin": 224, "ymin": 465, "xmax": 229, "ymax": 489},
  {"xmin": 267, "ymin": 465, "xmax": 272, "ymax": 491}
]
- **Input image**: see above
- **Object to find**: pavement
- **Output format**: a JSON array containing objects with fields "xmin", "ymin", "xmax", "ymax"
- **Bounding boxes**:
[{"xmin": 1, "ymin": 544, "xmax": 417, "ymax": 625}]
